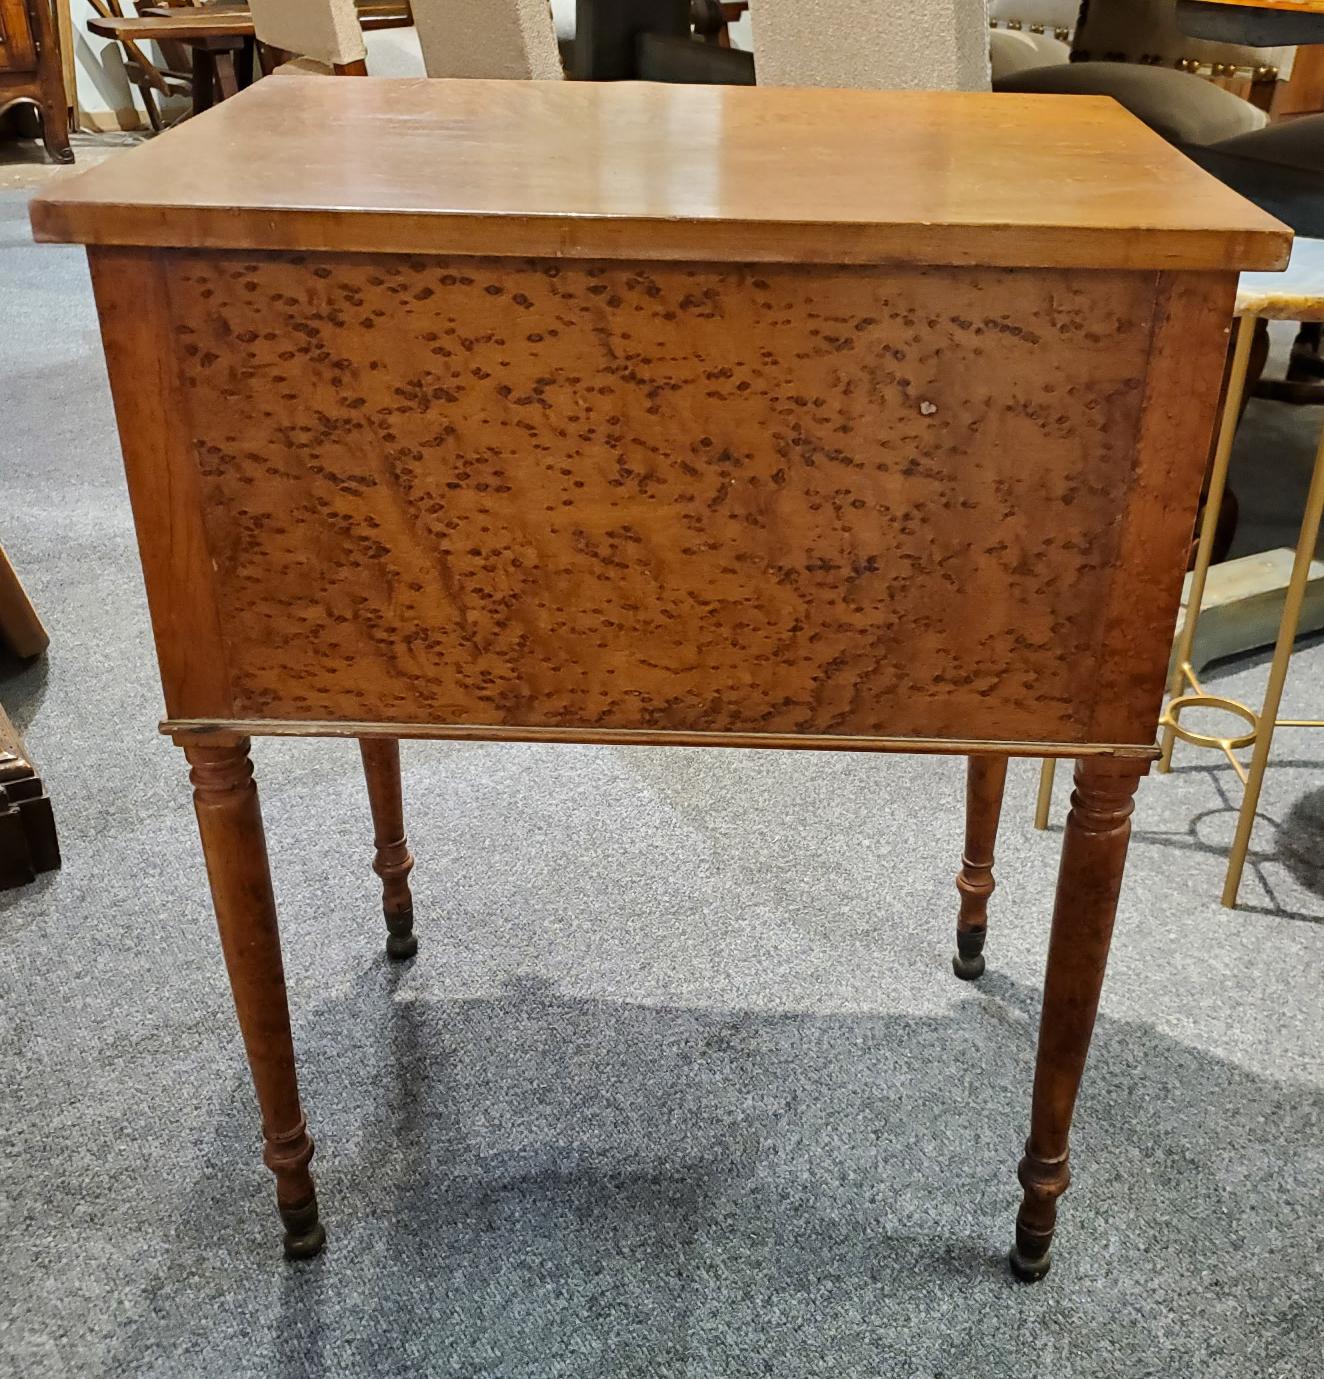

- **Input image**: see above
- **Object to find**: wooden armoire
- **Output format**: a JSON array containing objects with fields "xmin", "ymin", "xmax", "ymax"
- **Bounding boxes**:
[{"xmin": 0, "ymin": 0, "xmax": 72, "ymax": 163}]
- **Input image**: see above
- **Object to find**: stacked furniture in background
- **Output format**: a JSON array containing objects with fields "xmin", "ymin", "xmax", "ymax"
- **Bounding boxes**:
[
  {"xmin": 600, "ymin": 0, "xmax": 993, "ymax": 87},
  {"xmin": 0, "ymin": 0, "xmax": 72, "ymax": 162}
]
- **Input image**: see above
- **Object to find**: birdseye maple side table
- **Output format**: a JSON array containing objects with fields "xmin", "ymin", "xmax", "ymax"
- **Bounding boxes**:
[{"xmin": 30, "ymin": 77, "xmax": 1288, "ymax": 1280}]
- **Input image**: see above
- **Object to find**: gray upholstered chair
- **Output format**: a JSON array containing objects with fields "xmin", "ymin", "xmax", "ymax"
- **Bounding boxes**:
[
  {"xmin": 998, "ymin": 60, "xmax": 1267, "ymax": 145},
  {"xmin": 1071, "ymin": 0, "xmax": 1293, "ymax": 101},
  {"xmin": 990, "ymin": 1, "xmax": 1324, "ymax": 238},
  {"xmin": 990, "ymin": 0, "xmax": 1271, "ymax": 146},
  {"xmin": 1191, "ymin": 115, "xmax": 1324, "ymax": 240}
]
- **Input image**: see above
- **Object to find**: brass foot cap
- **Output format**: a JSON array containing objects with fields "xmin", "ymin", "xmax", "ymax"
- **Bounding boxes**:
[
  {"xmin": 386, "ymin": 932, "xmax": 419, "ymax": 961},
  {"xmin": 281, "ymin": 1198, "xmax": 326, "ymax": 1260},
  {"xmin": 283, "ymin": 1221, "xmax": 326, "ymax": 1260},
  {"xmin": 1008, "ymin": 1246, "xmax": 1051, "ymax": 1283},
  {"xmin": 952, "ymin": 952, "xmax": 985, "ymax": 981}
]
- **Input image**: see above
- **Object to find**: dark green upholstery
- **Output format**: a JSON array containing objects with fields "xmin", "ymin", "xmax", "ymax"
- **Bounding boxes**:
[{"xmin": 994, "ymin": 60, "xmax": 1265, "ymax": 146}]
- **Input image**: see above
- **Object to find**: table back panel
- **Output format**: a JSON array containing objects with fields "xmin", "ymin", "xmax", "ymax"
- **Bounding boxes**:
[{"xmin": 90, "ymin": 246, "xmax": 1233, "ymax": 751}]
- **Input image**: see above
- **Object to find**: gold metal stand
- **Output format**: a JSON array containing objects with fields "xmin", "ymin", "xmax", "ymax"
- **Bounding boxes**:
[
  {"xmin": 1160, "ymin": 308, "xmax": 1324, "ymax": 906},
  {"xmin": 1037, "ymin": 307, "xmax": 1324, "ymax": 908},
  {"xmin": 1033, "ymin": 756, "xmax": 1055, "ymax": 831}
]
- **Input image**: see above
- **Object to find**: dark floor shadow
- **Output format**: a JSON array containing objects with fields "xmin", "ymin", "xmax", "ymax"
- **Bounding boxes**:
[
  {"xmin": 1276, "ymin": 786, "xmax": 1324, "ymax": 900},
  {"xmin": 98, "ymin": 961, "xmax": 1324, "ymax": 1379},
  {"xmin": 0, "ymin": 646, "xmax": 49, "ymax": 735}
]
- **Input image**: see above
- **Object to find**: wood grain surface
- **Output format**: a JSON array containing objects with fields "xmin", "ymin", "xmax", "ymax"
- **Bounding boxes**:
[
  {"xmin": 87, "ymin": 0, "xmax": 409, "ymax": 39},
  {"xmin": 1188, "ymin": 0, "xmax": 1324, "ymax": 13},
  {"xmin": 92, "ymin": 246, "xmax": 1220, "ymax": 750},
  {"xmin": 32, "ymin": 81, "xmax": 1290, "ymax": 271},
  {"xmin": 88, "ymin": 249, "xmax": 234, "ymax": 718},
  {"xmin": 1087, "ymin": 270, "xmax": 1238, "ymax": 743}
]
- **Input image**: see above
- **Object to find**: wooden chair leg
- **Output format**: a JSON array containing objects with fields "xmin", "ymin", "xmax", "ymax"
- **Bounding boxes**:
[
  {"xmin": 235, "ymin": 37, "xmax": 258, "ymax": 91},
  {"xmin": 358, "ymin": 737, "xmax": 417, "ymax": 960},
  {"xmin": 184, "ymin": 738, "xmax": 325, "ymax": 1259},
  {"xmin": 952, "ymin": 754, "xmax": 1008, "ymax": 981},
  {"xmin": 36, "ymin": 91, "xmax": 74, "ymax": 165},
  {"xmin": 1011, "ymin": 756, "xmax": 1145, "ymax": 1282},
  {"xmin": 191, "ymin": 48, "xmax": 217, "ymax": 116}
]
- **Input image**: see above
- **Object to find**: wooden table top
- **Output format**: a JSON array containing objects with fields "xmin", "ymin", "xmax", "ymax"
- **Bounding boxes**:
[
  {"xmin": 30, "ymin": 78, "xmax": 1290, "ymax": 271},
  {"xmin": 89, "ymin": 3, "xmax": 410, "ymax": 42},
  {"xmin": 1184, "ymin": 0, "xmax": 1324, "ymax": 12},
  {"xmin": 1176, "ymin": 0, "xmax": 1324, "ymax": 43}
]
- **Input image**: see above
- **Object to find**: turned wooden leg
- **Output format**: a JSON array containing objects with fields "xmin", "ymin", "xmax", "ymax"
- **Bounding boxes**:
[
  {"xmin": 1011, "ymin": 756, "xmax": 1146, "ymax": 1282},
  {"xmin": 953, "ymin": 754, "xmax": 1008, "ymax": 980},
  {"xmin": 359, "ymin": 738, "xmax": 417, "ymax": 960},
  {"xmin": 185, "ymin": 738, "xmax": 325, "ymax": 1259}
]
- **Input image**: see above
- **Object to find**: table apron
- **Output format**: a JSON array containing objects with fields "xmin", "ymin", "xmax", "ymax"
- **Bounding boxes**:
[{"xmin": 86, "ymin": 246, "xmax": 1237, "ymax": 752}]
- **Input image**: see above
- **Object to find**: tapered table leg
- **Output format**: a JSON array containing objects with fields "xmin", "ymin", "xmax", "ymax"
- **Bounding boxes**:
[
  {"xmin": 185, "ymin": 738, "xmax": 325, "ymax": 1259},
  {"xmin": 953, "ymin": 754, "xmax": 1008, "ymax": 980},
  {"xmin": 359, "ymin": 738, "xmax": 417, "ymax": 959},
  {"xmin": 1011, "ymin": 756, "xmax": 1146, "ymax": 1282}
]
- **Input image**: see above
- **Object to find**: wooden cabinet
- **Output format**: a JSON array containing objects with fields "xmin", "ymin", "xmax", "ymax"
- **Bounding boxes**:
[
  {"xmin": 0, "ymin": 0, "xmax": 71, "ymax": 162},
  {"xmin": 32, "ymin": 79, "xmax": 1288, "ymax": 1273}
]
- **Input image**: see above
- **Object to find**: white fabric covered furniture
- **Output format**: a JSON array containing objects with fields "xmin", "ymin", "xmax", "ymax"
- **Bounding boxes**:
[
  {"xmin": 249, "ymin": 0, "xmax": 367, "ymax": 71},
  {"xmin": 753, "ymin": 0, "xmax": 992, "ymax": 91},
  {"xmin": 412, "ymin": 0, "xmax": 564, "ymax": 80},
  {"xmin": 988, "ymin": 0, "xmax": 1078, "ymax": 33},
  {"xmin": 989, "ymin": 28, "xmax": 1072, "ymax": 79}
]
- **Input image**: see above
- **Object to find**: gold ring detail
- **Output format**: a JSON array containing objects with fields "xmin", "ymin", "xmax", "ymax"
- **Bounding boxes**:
[{"xmin": 1160, "ymin": 694, "xmax": 1259, "ymax": 752}]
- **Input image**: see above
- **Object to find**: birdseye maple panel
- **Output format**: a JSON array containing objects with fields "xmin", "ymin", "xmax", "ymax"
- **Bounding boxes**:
[{"xmin": 162, "ymin": 250, "xmax": 1157, "ymax": 743}]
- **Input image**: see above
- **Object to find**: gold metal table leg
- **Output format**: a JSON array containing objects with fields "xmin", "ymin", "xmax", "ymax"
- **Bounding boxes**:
[
  {"xmin": 1160, "ymin": 313, "xmax": 1257, "ymax": 774},
  {"xmin": 1034, "ymin": 758, "xmax": 1056, "ymax": 830},
  {"xmin": 1221, "ymin": 419, "xmax": 1324, "ymax": 907}
]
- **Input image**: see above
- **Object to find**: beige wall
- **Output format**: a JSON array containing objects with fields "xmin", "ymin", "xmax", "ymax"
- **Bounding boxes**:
[{"xmin": 72, "ymin": 0, "xmax": 142, "ymax": 129}]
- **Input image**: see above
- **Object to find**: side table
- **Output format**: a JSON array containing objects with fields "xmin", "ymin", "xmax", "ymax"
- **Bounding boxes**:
[{"xmin": 29, "ymin": 77, "xmax": 1289, "ymax": 1278}]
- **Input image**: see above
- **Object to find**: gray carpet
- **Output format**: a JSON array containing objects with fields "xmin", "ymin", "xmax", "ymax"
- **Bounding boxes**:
[{"xmin": 1, "ymin": 180, "xmax": 1322, "ymax": 1379}]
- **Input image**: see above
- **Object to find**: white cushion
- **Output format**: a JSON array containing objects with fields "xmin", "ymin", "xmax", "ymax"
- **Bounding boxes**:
[{"xmin": 990, "ymin": 28, "xmax": 1071, "ymax": 79}]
